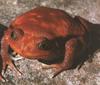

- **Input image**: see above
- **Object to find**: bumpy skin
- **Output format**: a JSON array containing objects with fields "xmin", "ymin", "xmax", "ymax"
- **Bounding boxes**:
[{"xmin": 1, "ymin": 7, "xmax": 100, "ymax": 78}]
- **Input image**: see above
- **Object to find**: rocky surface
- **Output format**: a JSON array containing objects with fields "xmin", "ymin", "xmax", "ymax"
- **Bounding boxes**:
[{"xmin": 0, "ymin": 0, "xmax": 100, "ymax": 85}]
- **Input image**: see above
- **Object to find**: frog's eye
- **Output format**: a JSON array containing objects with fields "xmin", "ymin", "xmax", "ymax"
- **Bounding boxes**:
[
  {"xmin": 11, "ymin": 31, "xmax": 17, "ymax": 40},
  {"xmin": 38, "ymin": 38, "xmax": 50, "ymax": 50},
  {"xmin": 10, "ymin": 29, "xmax": 24, "ymax": 40}
]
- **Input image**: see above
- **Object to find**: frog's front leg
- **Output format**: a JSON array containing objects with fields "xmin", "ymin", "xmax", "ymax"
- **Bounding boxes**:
[
  {"xmin": 1, "ymin": 31, "xmax": 22, "ymax": 76},
  {"xmin": 52, "ymin": 38, "xmax": 84, "ymax": 78}
]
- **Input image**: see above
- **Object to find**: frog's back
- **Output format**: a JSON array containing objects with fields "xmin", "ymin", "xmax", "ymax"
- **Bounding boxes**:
[{"xmin": 11, "ymin": 7, "xmax": 86, "ymax": 37}]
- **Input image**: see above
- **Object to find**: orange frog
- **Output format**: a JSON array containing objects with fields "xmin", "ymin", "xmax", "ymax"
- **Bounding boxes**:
[{"xmin": 1, "ymin": 7, "xmax": 100, "ymax": 79}]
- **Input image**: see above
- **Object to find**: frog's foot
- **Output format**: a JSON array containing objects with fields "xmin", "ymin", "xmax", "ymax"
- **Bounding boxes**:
[
  {"xmin": 52, "ymin": 63, "xmax": 70, "ymax": 78},
  {"xmin": 53, "ymin": 66, "xmax": 65, "ymax": 78},
  {"xmin": 41, "ymin": 63, "xmax": 66, "ymax": 78},
  {"xmin": 2, "ymin": 57, "xmax": 22, "ymax": 76}
]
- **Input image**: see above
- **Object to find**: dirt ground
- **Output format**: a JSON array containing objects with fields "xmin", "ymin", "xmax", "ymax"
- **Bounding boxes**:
[{"xmin": 0, "ymin": 0, "xmax": 100, "ymax": 85}]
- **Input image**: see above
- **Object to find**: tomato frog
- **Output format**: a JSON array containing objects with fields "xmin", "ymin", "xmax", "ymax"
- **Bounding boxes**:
[{"xmin": 1, "ymin": 7, "xmax": 100, "ymax": 79}]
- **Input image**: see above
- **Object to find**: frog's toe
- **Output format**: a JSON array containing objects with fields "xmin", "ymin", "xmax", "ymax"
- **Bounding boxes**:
[{"xmin": 2, "ymin": 58, "xmax": 22, "ymax": 76}]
